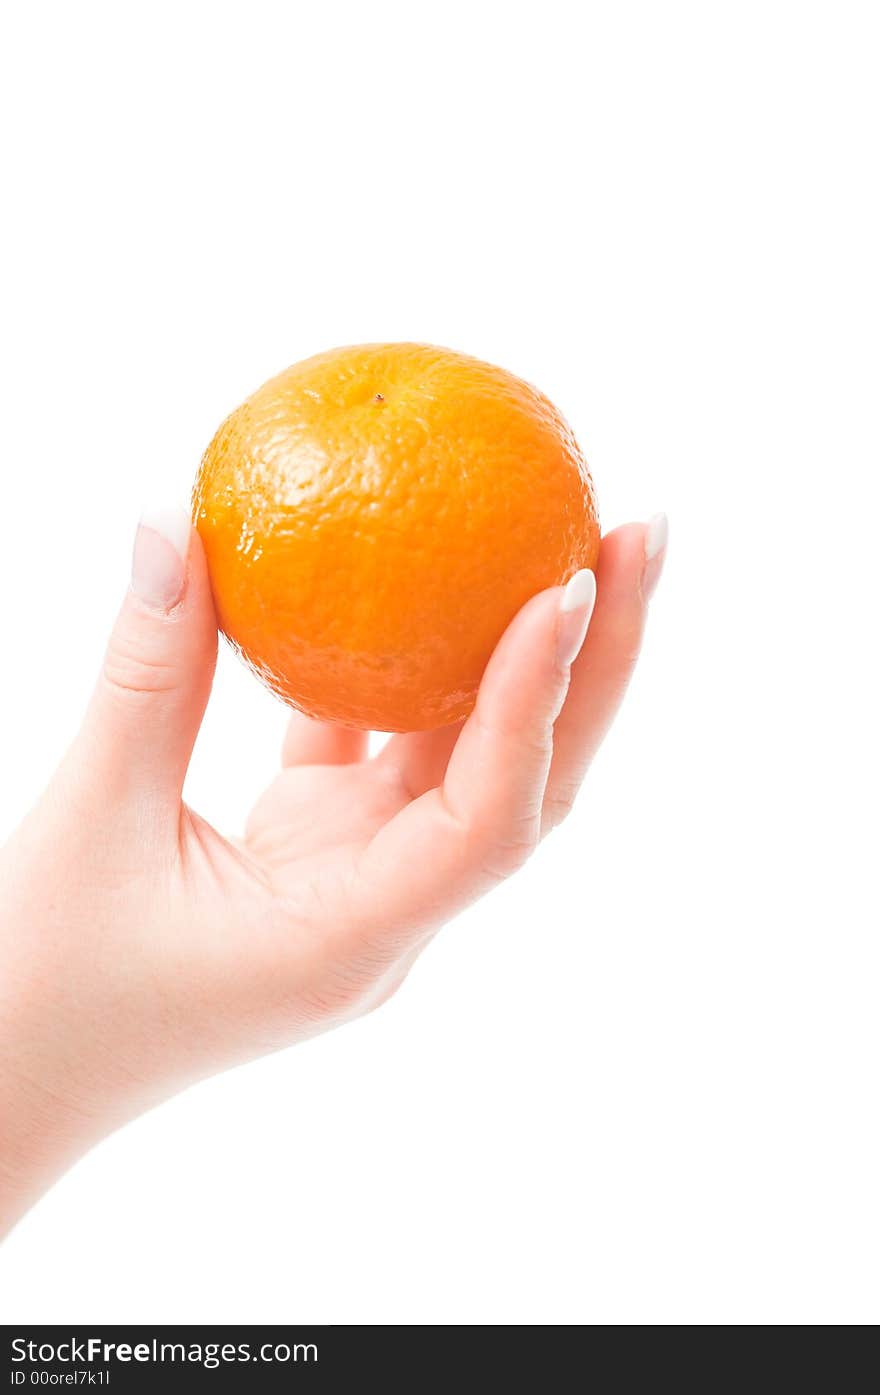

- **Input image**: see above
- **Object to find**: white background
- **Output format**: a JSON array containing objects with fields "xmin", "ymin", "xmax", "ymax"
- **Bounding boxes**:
[{"xmin": 0, "ymin": 1, "xmax": 877, "ymax": 1325}]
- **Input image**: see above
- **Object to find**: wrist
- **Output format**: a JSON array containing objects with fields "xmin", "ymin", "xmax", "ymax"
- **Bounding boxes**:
[
  {"xmin": 0, "ymin": 946, "xmax": 114, "ymax": 1239},
  {"xmin": 0, "ymin": 1037, "xmax": 101, "ymax": 1238}
]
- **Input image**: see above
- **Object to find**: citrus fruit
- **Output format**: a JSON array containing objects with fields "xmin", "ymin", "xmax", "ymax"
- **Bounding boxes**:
[{"xmin": 193, "ymin": 343, "xmax": 600, "ymax": 731}]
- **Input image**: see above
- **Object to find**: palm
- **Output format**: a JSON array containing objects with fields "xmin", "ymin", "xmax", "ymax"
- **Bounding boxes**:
[
  {"xmin": 176, "ymin": 525, "xmax": 652, "ymax": 1033},
  {"xmin": 249, "ymin": 757, "xmax": 402, "ymax": 865}
]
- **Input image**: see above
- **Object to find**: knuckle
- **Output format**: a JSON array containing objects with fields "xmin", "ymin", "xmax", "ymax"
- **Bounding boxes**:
[
  {"xmin": 438, "ymin": 791, "xmax": 539, "ymax": 884},
  {"xmin": 479, "ymin": 824, "xmax": 539, "ymax": 882},
  {"xmin": 543, "ymin": 784, "xmax": 580, "ymax": 830},
  {"xmin": 102, "ymin": 631, "xmax": 178, "ymax": 698},
  {"xmin": 601, "ymin": 620, "xmax": 644, "ymax": 675},
  {"xmin": 476, "ymin": 710, "xmax": 551, "ymax": 762}
]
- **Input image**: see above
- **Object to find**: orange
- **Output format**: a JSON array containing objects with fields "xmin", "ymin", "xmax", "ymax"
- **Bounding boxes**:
[{"xmin": 193, "ymin": 343, "xmax": 600, "ymax": 731}]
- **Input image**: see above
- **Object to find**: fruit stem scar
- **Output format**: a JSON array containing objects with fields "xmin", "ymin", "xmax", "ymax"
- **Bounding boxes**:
[{"xmin": 374, "ymin": 393, "xmax": 385, "ymax": 402}]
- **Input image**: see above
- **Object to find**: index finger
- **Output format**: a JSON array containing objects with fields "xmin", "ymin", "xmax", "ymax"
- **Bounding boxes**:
[{"xmin": 352, "ymin": 571, "xmax": 596, "ymax": 942}]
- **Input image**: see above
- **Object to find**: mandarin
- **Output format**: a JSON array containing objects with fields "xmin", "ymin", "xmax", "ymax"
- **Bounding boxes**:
[{"xmin": 193, "ymin": 343, "xmax": 599, "ymax": 731}]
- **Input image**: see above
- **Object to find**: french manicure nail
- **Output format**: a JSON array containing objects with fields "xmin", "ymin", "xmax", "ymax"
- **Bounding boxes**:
[
  {"xmin": 131, "ymin": 505, "xmax": 192, "ymax": 611},
  {"xmin": 556, "ymin": 568, "xmax": 597, "ymax": 669},
  {"xmin": 643, "ymin": 512, "xmax": 669, "ymax": 599}
]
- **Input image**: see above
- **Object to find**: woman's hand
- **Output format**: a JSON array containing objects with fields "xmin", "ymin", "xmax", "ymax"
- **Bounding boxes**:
[{"xmin": 0, "ymin": 508, "xmax": 666, "ymax": 1234}]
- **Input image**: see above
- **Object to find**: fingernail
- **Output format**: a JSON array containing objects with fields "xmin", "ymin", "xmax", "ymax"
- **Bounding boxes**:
[
  {"xmin": 643, "ymin": 512, "xmax": 669, "ymax": 599},
  {"xmin": 131, "ymin": 505, "xmax": 192, "ymax": 611},
  {"xmin": 556, "ymin": 568, "xmax": 597, "ymax": 669}
]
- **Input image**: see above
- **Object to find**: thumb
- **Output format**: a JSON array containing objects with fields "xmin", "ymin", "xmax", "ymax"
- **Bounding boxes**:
[{"xmin": 74, "ymin": 506, "xmax": 218, "ymax": 812}]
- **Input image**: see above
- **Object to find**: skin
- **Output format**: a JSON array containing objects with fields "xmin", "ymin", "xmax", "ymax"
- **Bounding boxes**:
[{"xmin": 0, "ymin": 517, "xmax": 665, "ymax": 1237}]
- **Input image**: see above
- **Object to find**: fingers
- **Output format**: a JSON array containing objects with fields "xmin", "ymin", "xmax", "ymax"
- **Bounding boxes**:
[
  {"xmin": 281, "ymin": 712, "xmax": 368, "ymax": 767},
  {"xmin": 440, "ymin": 570, "xmax": 596, "ymax": 861},
  {"xmin": 541, "ymin": 515, "xmax": 667, "ymax": 831},
  {"xmin": 354, "ymin": 570, "xmax": 596, "ymax": 937},
  {"xmin": 71, "ymin": 507, "xmax": 218, "ymax": 813},
  {"xmin": 372, "ymin": 517, "xmax": 664, "ymax": 808},
  {"xmin": 375, "ymin": 723, "xmax": 463, "ymax": 799}
]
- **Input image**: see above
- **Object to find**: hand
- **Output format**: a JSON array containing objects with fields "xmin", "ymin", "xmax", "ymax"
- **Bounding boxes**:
[{"xmin": 0, "ymin": 508, "xmax": 666, "ymax": 1233}]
